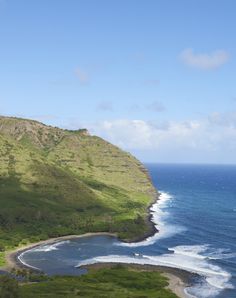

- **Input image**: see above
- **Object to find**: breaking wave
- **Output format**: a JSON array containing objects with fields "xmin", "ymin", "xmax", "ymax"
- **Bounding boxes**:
[
  {"xmin": 76, "ymin": 244, "xmax": 234, "ymax": 297},
  {"xmin": 116, "ymin": 192, "xmax": 185, "ymax": 247},
  {"xmin": 30, "ymin": 240, "xmax": 71, "ymax": 252},
  {"xmin": 17, "ymin": 252, "xmax": 40, "ymax": 271}
]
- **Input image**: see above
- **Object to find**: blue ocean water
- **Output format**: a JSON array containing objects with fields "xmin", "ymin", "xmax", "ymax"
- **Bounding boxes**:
[{"xmin": 20, "ymin": 164, "xmax": 236, "ymax": 298}]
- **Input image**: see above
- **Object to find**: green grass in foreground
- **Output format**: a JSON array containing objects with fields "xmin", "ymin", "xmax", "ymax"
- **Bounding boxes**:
[{"xmin": 0, "ymin": 265, "xmax": 178, "ymax": 298}]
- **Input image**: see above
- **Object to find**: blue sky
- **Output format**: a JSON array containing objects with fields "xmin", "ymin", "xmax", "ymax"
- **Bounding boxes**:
[{"xmin": 1, "ymin": 0, "xmax": 236, "ymax": 163}]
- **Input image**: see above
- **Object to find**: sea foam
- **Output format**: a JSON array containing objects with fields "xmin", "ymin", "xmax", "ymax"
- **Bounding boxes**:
[
  {"xmin": 30, "ymin": 240, "xmax": 70, "ymax": 252},
  {"xmin": 17, "ymin": 252, "xmax": 40, "ymax": 271},
  {"xmin": 76, "ymin": 244, "xmax": 233, "ymax": 298},
  {"xmin": 116, "ymin": 191, "xmax": 185, "ymax": 247}
]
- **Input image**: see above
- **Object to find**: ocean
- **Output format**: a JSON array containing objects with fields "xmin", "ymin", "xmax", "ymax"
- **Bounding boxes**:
[{"xmin": 19, "ymin": 164, "xmax": 236, "ymax": 298}]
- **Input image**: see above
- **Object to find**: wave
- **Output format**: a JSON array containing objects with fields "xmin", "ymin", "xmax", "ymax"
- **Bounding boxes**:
[
  {"xmin": 169, "ymin": 245, "xmax": 209, "ymax": 260},
  {"xmin": 116, "ymin": 192, "xmax": 185, "ymax": 247},
  {"xmin": 165, "ymin": 245, "xmax": 234, "ymax": 296},
  {"xmin": 17, "ymin": 240, "xmax": 71, "ymax": 270},
  {"xmin": 30, "ymin": 240, "xmax": 71, "ymax": 252},
  {"xmin": 17, "ymin": 240, "xmax": 72, "ymax": 271},
  {"xmin": 76, "ymin": 244, "xmax": 233, "ymax": 298},
  {"xmin": 170, "ymin": 244, "xmax": 236, "ymax": 261},
  {"xmin": 17, "ymin": 252, "xmax": 40, "ymax": 271},
  {"xmin": 206, "ymin": 248, "xmax": 236, "ymax": 260}
]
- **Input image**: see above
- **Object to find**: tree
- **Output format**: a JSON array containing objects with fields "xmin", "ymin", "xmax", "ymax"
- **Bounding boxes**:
[{"xmin": 0, "ymin": 275, "xmax": 19, "ymax": 298}]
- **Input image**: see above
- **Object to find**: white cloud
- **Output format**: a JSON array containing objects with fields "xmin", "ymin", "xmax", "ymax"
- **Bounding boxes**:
[
  {"xmin": 66, "ymin": 112, "xmax": 236, "ymax": 163},
  {"xmin": 87, "ymin": 119, "xmax": 203, "ymax": 150},
  {"xmin": 84, "ymin": 113, "xmax": 236, "ymax": 162},
  {"xmin": 94, "ymin": 119, "xmax": 154, "ymax": 149},
  {"xmin": 75, "ymin": 68, "xmax": 89, "ymax": 84},
  {"xmin": 180, "ymin": 48, "xmax": 229, "ymax": 70}
]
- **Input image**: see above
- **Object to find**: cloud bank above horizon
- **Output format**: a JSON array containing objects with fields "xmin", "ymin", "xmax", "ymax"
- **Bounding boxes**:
[{"xmin": 75, "ymin": 112, "xmax": 236, "ymax": 164}]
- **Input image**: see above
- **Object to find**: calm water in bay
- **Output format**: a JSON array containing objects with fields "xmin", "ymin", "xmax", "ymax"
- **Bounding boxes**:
[{"xmin": 20, "ymin": 164, "xmax": 236, "ymax": 298}]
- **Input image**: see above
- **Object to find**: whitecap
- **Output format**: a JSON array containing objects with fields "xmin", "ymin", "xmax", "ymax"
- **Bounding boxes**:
[
  {"xmin": 31, "ymin": 240, "xmax": 71, "ymax": 252},
  {"xmin": 170, "ymin": 245, "xmax": 236, "ymax": 261},
  {"xmin": 206, "ymin": 248, "xmax": 236, "ymax": 260},
  {"xmin": 116, "ymin": 191, "xmax": 185, "ymax": 247},
  {"xmin": 169, "ymin": 244, "xmax": 210, "ymax": 260}
]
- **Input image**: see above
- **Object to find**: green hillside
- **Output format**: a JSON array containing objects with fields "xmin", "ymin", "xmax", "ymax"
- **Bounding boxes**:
[{"xmin": 0, "ymin": 116, "xmax": 157, "ymax": 255}]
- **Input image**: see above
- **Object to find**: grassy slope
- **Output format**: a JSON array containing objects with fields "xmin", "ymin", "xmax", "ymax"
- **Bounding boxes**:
[
  {"xmin": 18, "ymin": 266, "xmax": 178, "ymax": 298},
  {"xmin": 0, "ymin": 116, "xmax": 157, "ymax": 262}
]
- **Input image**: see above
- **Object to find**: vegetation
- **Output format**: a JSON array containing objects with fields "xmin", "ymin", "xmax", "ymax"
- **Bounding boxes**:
[
  {"xmin": 0, "ymin": 116, "xmax": 156, "ymax": 264},
  {"xmin": 0, "ymin": 266, "xmax": 178, "ymax": 298},
  {"xmin": 0, "ymin": 275, "xmax": 19, "ymax": 298}
]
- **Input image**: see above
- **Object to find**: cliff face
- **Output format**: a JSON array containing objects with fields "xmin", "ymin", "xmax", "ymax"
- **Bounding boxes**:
[{"xmin": 0, "ymin": 116, "xmax": 157, "ymax": 248}]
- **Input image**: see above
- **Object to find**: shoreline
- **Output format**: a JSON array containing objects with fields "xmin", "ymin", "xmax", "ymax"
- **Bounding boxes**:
[
  {"xmin": 124, "ymin": 191, "xmax": 160, "ymax": 243},
  {"xmin": 1, "ymin": 193, "xmax": 161, "ymax": 273},
  {"xmin": 81, "ymin": 263, "xmax": 196, "ymax": 298},
  {"xmin": 0, "ymin": 195, "xmax": 195, "ymax": 298},
  {"xmin": 1, "ymin": 232, "xmax": 117, "ymax": 272},
  {"xmin": 140, "ymin": 191, "xmax": 160, "ymax": 241}
]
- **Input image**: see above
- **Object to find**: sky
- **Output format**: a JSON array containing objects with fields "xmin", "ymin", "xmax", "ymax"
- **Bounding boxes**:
[{"xmin": 0, "ymin": 0, "xmax": 236, "ymax": 164}]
